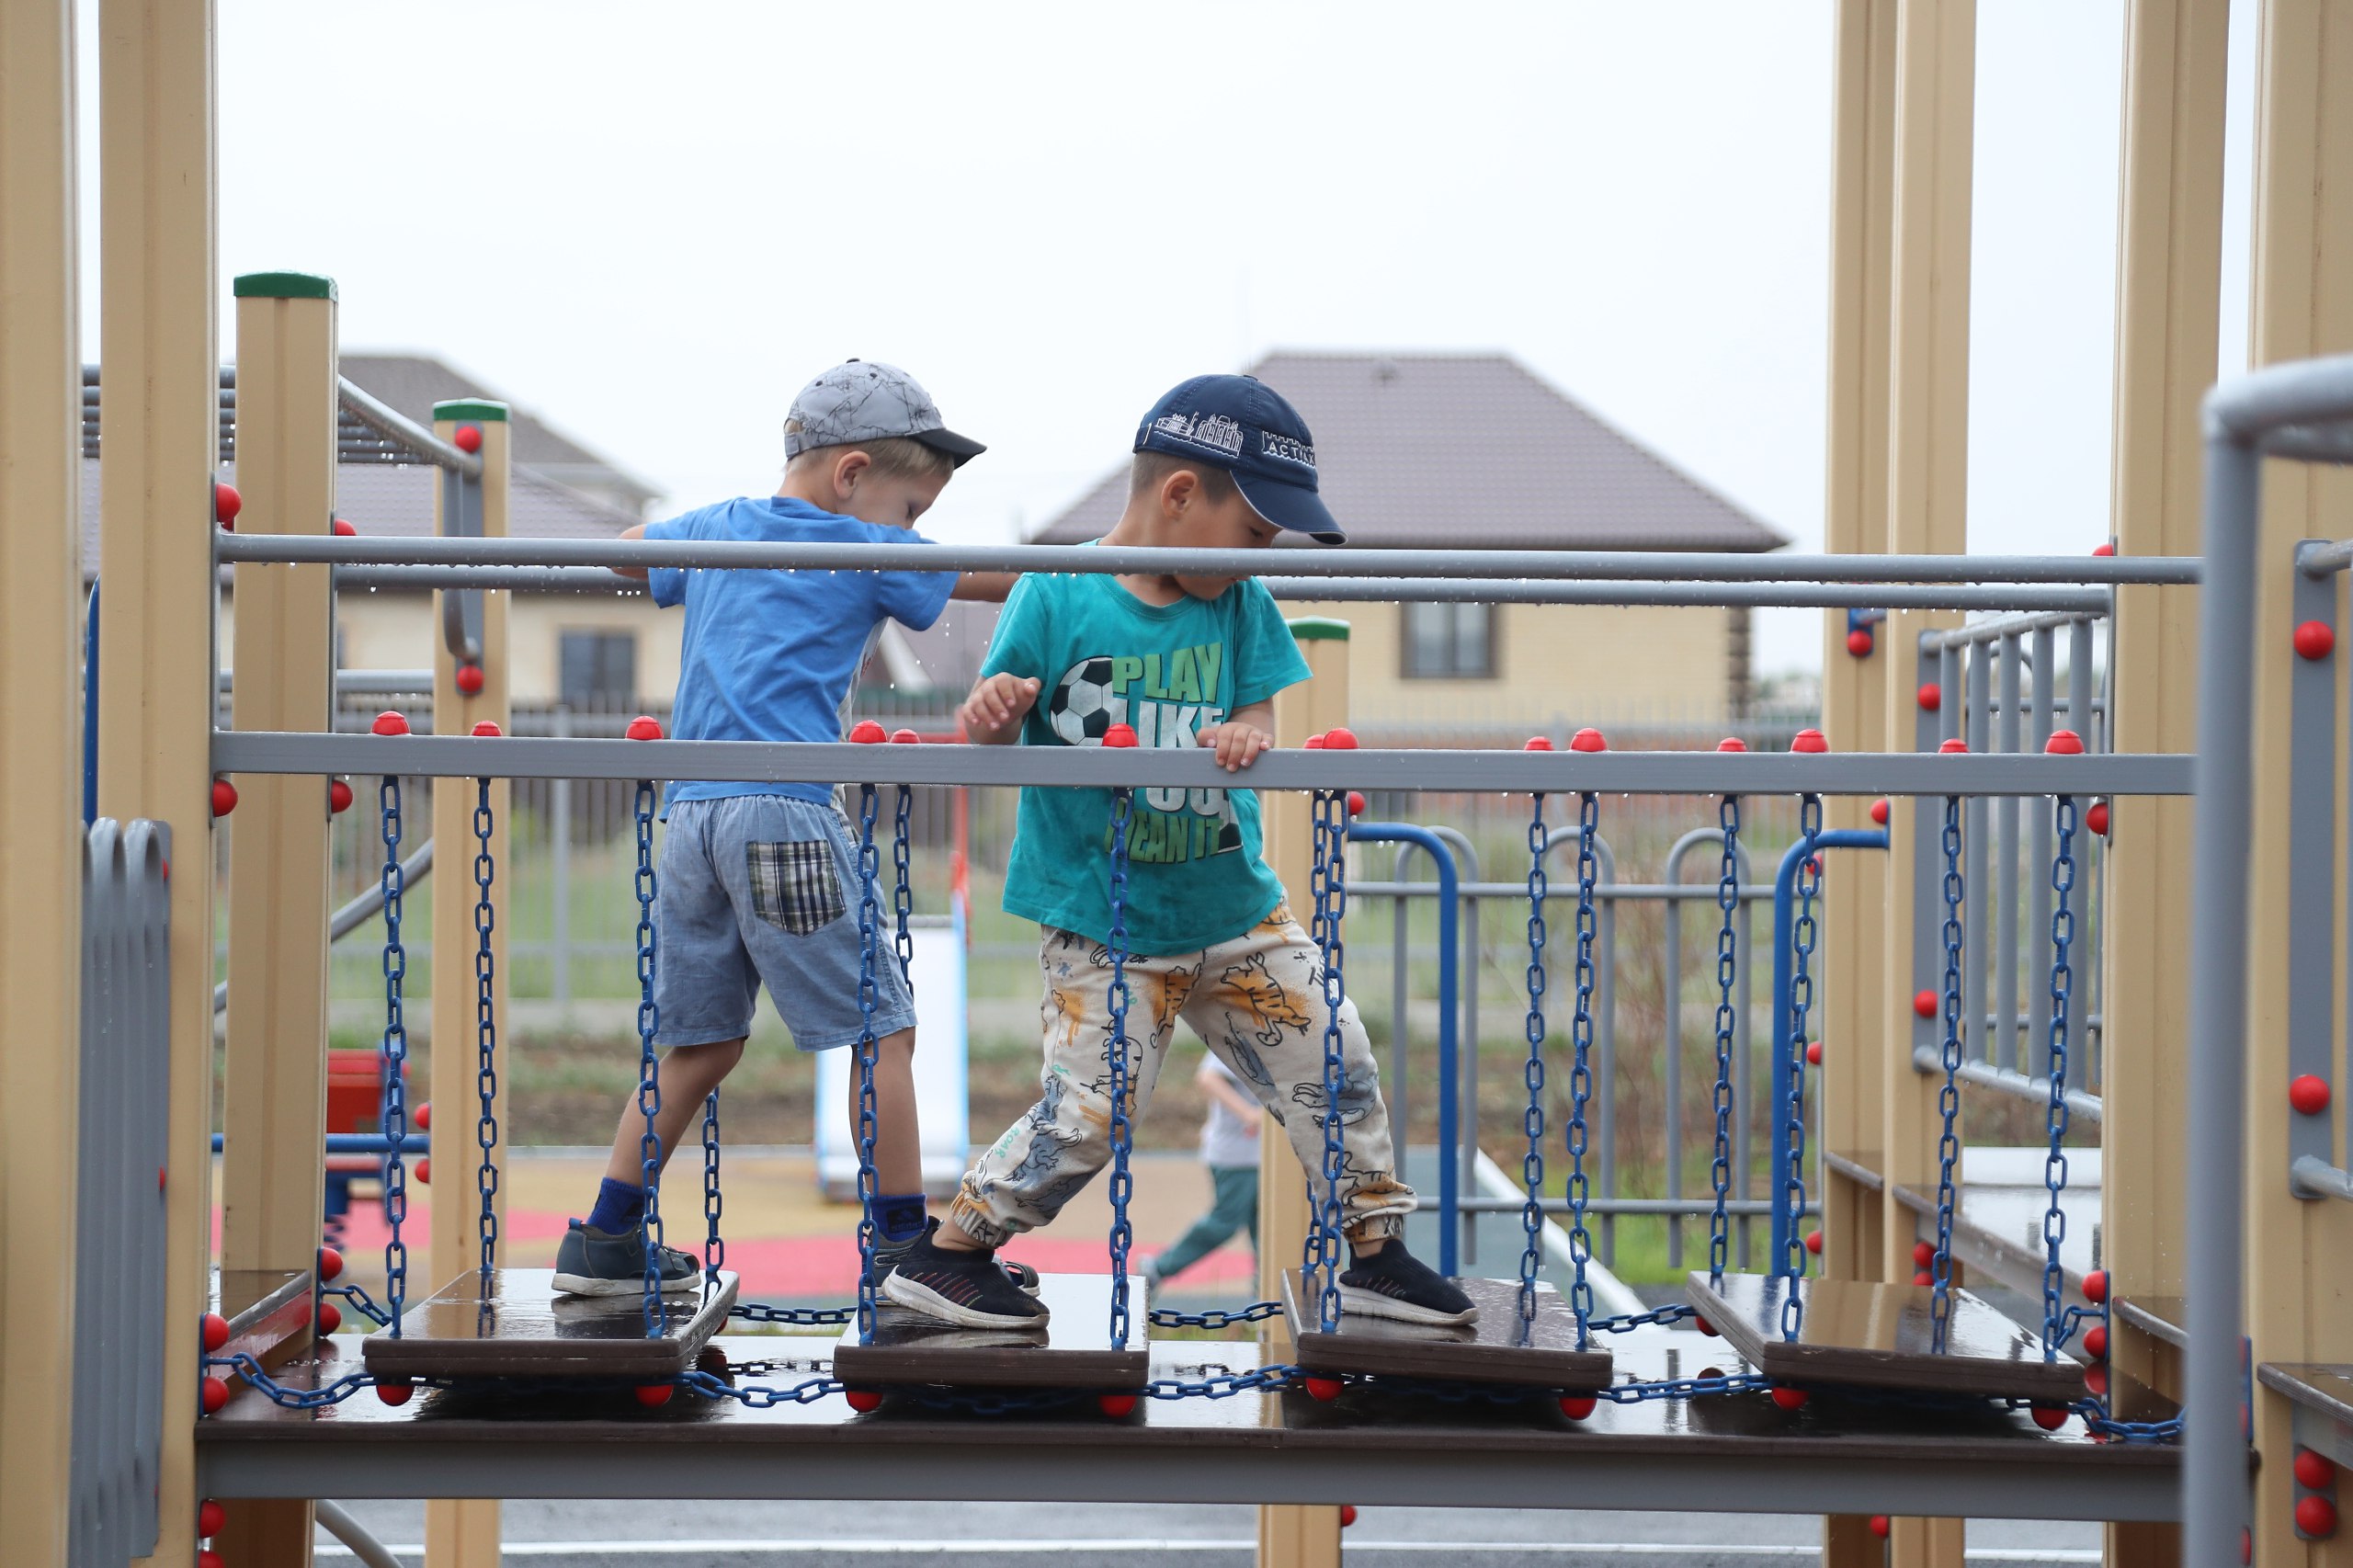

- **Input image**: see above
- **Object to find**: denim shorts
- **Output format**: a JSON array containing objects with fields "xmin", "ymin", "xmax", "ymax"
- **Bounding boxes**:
[{"xmin": 653, "ymin": 794, "xmax": 917, "ymax": 1051}]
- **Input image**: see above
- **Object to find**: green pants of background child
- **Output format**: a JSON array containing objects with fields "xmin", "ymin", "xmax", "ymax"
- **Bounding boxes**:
[{"xmin": 1148, "ymin": 1051, "xmax": 1264, "ymax": 1287}]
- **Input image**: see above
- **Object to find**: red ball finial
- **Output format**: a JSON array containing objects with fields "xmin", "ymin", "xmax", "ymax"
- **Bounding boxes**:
[
  {"xmin": 1870, "ymin": 1517, "xmax": 1891, "ymax": 1540},
  {"xmin": 1913, "ymin": 1269, "xmax": 1933, "ymax": 1286},
  {"xmin": 414, "ymin": 1101, "xmax": 431, "ymax": 1131},
  {"xmin": 1097, "ymin": 1392, "xmax": 1138, "ymax": 1418},
  {"xmin": 634, "ymin": 1383, "xmax": 674, "ymax": 1408},
  {"xmin": 1847, "ymin": 629, "xmax": 1874, "ymax": 657},
  {"xmin": 2081, "ymin": 1268, "xmax": 2108, "ymax": 1304},
  {"xmin": 1870, "ymin": 798, "xmax": 1890, "ymax": 825},
  {"xmin": 1339, "ymin": 1505, "xmax": 1360, "ymax": 1528},
  {"xmin": 471, "ymin": 721, "xmax": 502, "ymax": 737},
  {"xmin": 2086, "ymin": 801, "xmax": 2111, "ymax": 836},
  {"xmin": 1347, "ymin": 790, "xmax": 1367, "ymax": 816},
  {"xmin": 2092, "ymin": 540, "xmax": 2116, "ymax": 558},
  {"xmin": 1716, "ymin": 736, "xmax": 1747, "ymax": 753},
  {"xmin": 199, "ymin": 1550, "xmax": 225, "ymax": 1568},
  {"xmin": 1695, "ymin": 1314, "xmax": 1717, "ymax": 1336},
  {"xmin": 376, "ymin": 1378, "xmax": 414, "ymax": 1406},
  {"xmin": 845, "ymin": 1388, "xmax": 883, "ymax": 1413},
  {"xmin": 1938, "ymin": 738, "xmax": 1969, "ymax": 755},
  {"xmin": 415, "ymin": 1155, "xmax": 431, "ymax": 1185},
  {"xmin": 849, "ymin": 720, "xmax": 887, "ymax": 744},
  {"xmin": 891, "ymin": 728, "xmax": 921, "ymax": 744},
  {"xmin": 626, "ymin": 715, "xmax": 665, "ymax": 741},
  {"xmin": 2045, "ymin": 729, "xmax": 2085, "ymax": 756},
  {"xmin": 329, "ymin": 778, "xmax": 353, "ymax": 813},
  {"xmin": 211, "ymin": 778, "xmax": 238, "ymax": 818},
  {"xmin": 200, "ymin": 1376, "xmax": 231, "ymax": 1415},
  {"xmin": 332, "ymin": 516, "xmax": 357, "ymax": 537},
  {"xmin": 316, "ymin": 1300, "xmax": 342, "ymax": 1335},
  {"xmin": 1304, "ymin": 734, "xmax": 1325, "ymax": 750},
  {"xmin": 371, "ymin": 710, "xmax": 411, "ymax": 736},
  {"xmin": 1805, "ymin": 1040, "xmax": 1823, "ymax": 1065},
  {"xmin": 1557, "ymin": 1394, "xmax": 1597, "ymax": 1420},
  {"xmin": 1914, "ymin": 989, "xmax": 1938, "ymax": 1019},
  {"xmin": 1790, "ymin": 729, "xmax": 1828, "ymax": 754},
  {"xmin": 2085, "ymin": 1365, "xmax": 2109, "ymax": 1398},
  {"xmin": 2030, "ymin": 1403, "xmax": 2069, "ymax": 1430},
  {"xmin": 1304, "ymin": 1376, "xmax": 1345, "ymax": 1403},
  {"xmin": 2082, "ymin": 1324, "xmax": 2109, "ymax": 1359},
  {"xmin": 2296, "ymin": 620, "xmax": 2336, "ymax": 661},
  {"xmin": 318, "ymin": 1244, "xmax": 345, "ymax": 1281},
  {"xmin": 200, "ymin": 1312, "xmax": 231, "ymax": 1353},
  {"xmin": 2290, "ymin": 1074, "xmax": 2332, "ymax": 1116},
  {"xmin": 1917, "ymin": 683, "xmax": 1943, "ymax": 712},
  {"xmin": 1569, "ymin": 728, "xmax": 1607, "ymax": 753},
  {"xmin": 199, "ymin": 1498, "xmax": 227, "ymax": 1539},
  {"xmin": 1524, "ymin": 735, "xmax": 1555, "ymax": 751},
  {"xmin": 454, "ymin": 663, "xmax": 485, "ymax": 696},
  {"xmin": 1102, "ymin": 722, "xmax": 1139, "ymax": 748},
  {"xmin": 1769, "ymin": 1386, "xmax": 1810, "ymax": 1412},
  {"xmin": 2295, "ymin": 1448, "xmax": 2338, "ymax": 1490},
  {"xmin": 214, "ymin": 481, "xmax": 242, "ymax": 528},
  {"xmin": 1803, "ymin": 1229, "xmax": 1823, "ymax": 1255},
  {"xmin": 454, "ymin": 424, "xmax": 483, "ymax": 454},
  {"xmin": 1913, "ymin": 1240, "xmax": 1936, "ymax": 1267},
  {"xmin": 2297, "ymin": 1494, "xmax": 2340, "ymax": 1540},
  {"xmin": 1323, "ymin": 726, "xmax": 1359, "ymax": 750}
]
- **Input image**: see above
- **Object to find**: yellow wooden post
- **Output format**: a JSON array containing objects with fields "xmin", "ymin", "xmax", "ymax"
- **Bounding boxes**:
[
  {"xmin": 1876, "ymin": 5, "xmax": 1972, "ymax": 1565},
  {"xmin": 213, "ymin": 271, "xmax": 339, "ymax": 1568},
  {"xmin": 1818, "ymin": 6, "xmax": 1898, "ymax": 1560},
  {"xmin": 0, "ymin": 2, "xmax": 86, "ymax": 1560},
  {"xmin": 2100, "ymin": 5, "xmax": 2227, "ymax": 1564},
  {"xmin": 2242, "ymin": 6, "xmax": 2353, "ymax": 1561},
  {"xmin": 427, "ymin": 398, "xmax": 511, "ymax": 1568},
  {"xmin": 1256, "ymin": 619, "xmax": 1347, "ymax": 1568},
  {"xmin": 96, "ymin": 2, "xmax": 219, "ymax": 1562}
]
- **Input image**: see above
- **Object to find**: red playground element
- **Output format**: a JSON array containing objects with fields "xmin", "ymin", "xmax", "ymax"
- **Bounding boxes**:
[
  {"xmin": 1569, "ymin": 727, "xmax": 1607, "ymax": 753},
  {"xmin": 1339, "ymin": 1505, "xmax": 1360, "ymax": 1528},
  {"xmin": 200, "ymin": 1312, "xmax": 231, "ymax": 1353},
  {"xmin": 1558, "ymin": 1394, "xmax": 1597, "ymax": 1420},
  {"xmin": 199, "ymin": 1551, "xmax": 224, "ymax": 1568},
  {"xmin": 1914, "ymin": 1240, "xmax": 1936, "ymax": 1267},
  {"xmin": 1304, "ymin": 1376, "xmax": 1345, "ymax": 1403},
  {"xmin": 2085, "ymin": 1366, "xmax": 2109, "ymax": 1398},
  {"xmin": 1806, "ymin": 1040, "xmax": 1823, "ymax": 1065},
  {"xmin": 1716, "ymin": 736, "xmax": 1747, "ymax": 753},
  {"xmin": 200, "ymin": 1376, "xmax": 230, "ymax": 1415},
  {"xmin": 2296, "ymin": 1448, "xmax": 2338, "ymax": 1490},
  {"xmin": 2295, "ymin": 620, "xmax": 2336, "ymax": 661},
  {"xmin": 210, "ymin": 778, "xmax": 237, "ymax": 817},
  {"xmin": 329, "ymin": 778, "xmax": 353, "ymax": 813},
  {"xmin": 2290, "ymin": 1074, "xmax": 2333, "ymax": 1116},
  {"xmin": 634, "ymin": 1384, "xmax": 674, "ymax": 1408},
  {"xmin": 2082, "ymin": 1324, "xmax": 2109, "ymax": 1360},
  {"xmin": 1347, "ymin": 790, "xmax": 1367, "ymax": 816},
  {"xmin": 2092, "ymin": 540, "xmax": 2116, "ymax": 557},
  {"xmin": 1525, "ymin": 735, "xmax": 1555, "ymax": 751},
  {"xmin": 371, "ymin": 710, "xmax": 411, "ymax": 736},
  {"xmin": 376, "ymin": 1378, "xmax": 413, "ymax": 1406},
  {"xmin": 454, "ymin": 663, "xmax": 485, "ymax": 696},
  {"xmin": 626, "ymin": 715, "xmax": 665, "ymax": 741},
  {"xmin": 1790, "ymin": 728, "xmax": 1828, "ymax": 754},
  {"xmin": 1914, "ymin": 1270, "xmax": 1934, "ymax": 1287},
  {"xmin": 1323, "ymin": 726, "xmax": 1359, "ymax": 750},
  {"xmin": 332, "ymin": 516, "xmax": 357, "ymax": 537},
  {"xmin": 1102, "ymin": 722, "xmax": 1139, "ymax": 748},
  {"xmin": 848, "ymin": 720, "xmax": 887, "ymax": 744},
  {"xmin": 891, "ymin": 728, "xmax": 920, "ymax": 744},
  {"xmin": 2298, "ymin": 1495, "xmax": 2341, "ymax": 1540},
  {"xmin": 453, "ymin": 424, "xmax": 484, "ymax": 454},
  {"xmin": 199, "ymin": 1498, "xmax": 226, "ymax": 1538},
  {"xmin": 1097, "ymin": 1393, "xmax": 1138, "ymax": 1418},
  {"xmin": 1870, "ymin": 798, "xmax": 1890, "ymax": 825},
  {"xmin": 845, "ymin": 1388, "xmax": 882, "ymax": 1413},
  {"xmin": 414, "ymin": 1101, "xmax": 431, "ymax": 1131},
  {"xmin": 1769, "ymin": 1386, "xmax": 1809, "ymax": 1412},
  {"xmin": 1916, "ymin": 682, "xmax": 1942, "ymax": 712},
  {"xmin": 214, "ymin": 481, "xmax": 242, "ymax": 528},
  {"xmin": 2029, "ymin": 1404, "xmax": 2069, "ymax": 1431},
  {"xmin": 316, "ymin": 1300, "xmax": 342, "ymax": 1335},
  {"xmin": 2045, "ymin": 729, "xmax": 2085, "ymax": 756},
  {"xmin": 1870, "ymin": 1517, "xmax": 1891, "ymax": 1540},
  {"xmin": 415, "ymin": 1156, "xmax": 431, "ymax": 1186},
  {"xmin": 1803, "ymin": 1229, "xmax": 1823, "ymax": 1255},
  {"xmin": 318, "ymin": 1244, "xmax": 344, "ymax": 1281},
  {"xmin": 471, "ymin": 721, "xmax": 503, "ymax": 738},
  {"xmin": 1847, "ymin": 628, "xmax": 1874, "ymax": 657},
  {"xmin": 1938, "ymin": 738, "xmax": 1969, "ymax": 755},
  {"xmin": 1913, "ymin": 990, "xmax": 1938, "ymax": 1019},
  {"xmin": 1304, "ymin": 735, "xmax": 1325, "ymax": 750},
  {"xmin": 2081, "ymin": 1268, "xmax": 2108, "ymax": 1304},
  {"xmin": 1695, "ymin": 1314, "xmax": 1717, "ymax": 1336},
  {"xmin": 2086, "ymin": 801, "xmax": 2110, "ymax": 836}
]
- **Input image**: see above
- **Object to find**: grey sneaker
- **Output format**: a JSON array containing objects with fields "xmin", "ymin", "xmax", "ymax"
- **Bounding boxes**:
[
  {"xmin": 1338, "ymin": 1243, "xmax": 1478, "ymax": 1327},
  {"xmin": 868, "ymin": 1235, "xmax": 1041, "ymax": 1295},
  {"xmin": 551, "ymin": 1220, "xmax": 703, "ymax": 1298},
  {"xmin": 881, "ymin": 1221, "xmax": 1051, "ymax": 1329}
]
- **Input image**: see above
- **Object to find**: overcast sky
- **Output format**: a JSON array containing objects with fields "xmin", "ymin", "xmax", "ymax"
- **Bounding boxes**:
[{"xmin": 77, "ymin": 1, "xmax": 2262, "ymax": 673}]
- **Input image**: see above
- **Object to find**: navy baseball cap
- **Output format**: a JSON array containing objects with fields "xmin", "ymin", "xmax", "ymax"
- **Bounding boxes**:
[{"xmin": 1134, "ymin": 374, "xmax": 1345, "ymax": 544}]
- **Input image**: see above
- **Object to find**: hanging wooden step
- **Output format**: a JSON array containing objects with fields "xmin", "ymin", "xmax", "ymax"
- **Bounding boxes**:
[
  {"xmin": 361, "ymin": 1267, "xmax": 738, "ymax": 1381},
  {"xmin": 1282, "ymin": 1270, "xmax": 1614, "ymax": 1390},
  {"xmin": 832, "ymin": 1273, "xmax": 1151, "ymax": 1391}
]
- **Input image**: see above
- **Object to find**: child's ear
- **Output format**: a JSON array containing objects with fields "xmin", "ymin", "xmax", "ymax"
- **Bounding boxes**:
[
  {"xmin": 1160, "ymin": 468, "xmax": 1196, "ymax": 518},
  {"xmin": 832, "ymin": 449, "xmax": 871, "ymax": 502}
]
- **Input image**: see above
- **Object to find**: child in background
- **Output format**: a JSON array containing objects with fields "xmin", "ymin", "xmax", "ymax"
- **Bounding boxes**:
[
  {"xmin": 1143, "ymin": 1051, "xmax": 1262, "ymax": 1291},
  {"xmin": 553, "ymin": 360, "xmax": 1011, "ymax": 1297},
  {"xmin": 881, "ymin": 372, "xmax": 1473, "ymax": 1331}
]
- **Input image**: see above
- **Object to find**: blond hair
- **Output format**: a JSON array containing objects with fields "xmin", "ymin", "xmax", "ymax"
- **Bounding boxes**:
[{"xmin": 785, "ymin": 422, "xmax": 957, "ymax": 484}]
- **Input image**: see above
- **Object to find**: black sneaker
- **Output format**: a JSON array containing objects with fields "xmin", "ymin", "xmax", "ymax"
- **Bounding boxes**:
[
  {"xmin": 1338, "ymin": 1243, "xmax": 1478, "ymax": 1327},
  {"xmin": 551, "ymin": 1220, "xmax": 703, "ymax": 1298},
  {"xmin": 881, "ymin": 1220, "xmax": 1051, "ymax": 1329},
  {"xmin": 866, "ymin": 1237, "xmax": 1042, "ymax": 1296}
]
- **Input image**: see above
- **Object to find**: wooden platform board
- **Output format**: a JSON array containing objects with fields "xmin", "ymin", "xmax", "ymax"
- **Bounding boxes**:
[
  {"xmin": 1686, "ymin": 1271, "xmax": 2086, "ymax": 1401},
  {"xmin": 831, "ymin": 1273, "xmax": 1151, "ymax": 1391},
  {"xmin": 1281, "ymin": 1269, "xmax": 1614, "ymax": 1389},
  {"xmin": 360, "ymin": 1267, "xmax": 739, "ymax": 1381},
  {"xmin": 212, "ymin": 1267, "xmax": 314, "ymax": 1373}
]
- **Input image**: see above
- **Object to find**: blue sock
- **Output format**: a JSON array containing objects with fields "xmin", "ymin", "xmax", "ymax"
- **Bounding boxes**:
[
  {"xmin": 586, "ymin": 1177, "xmax": 644, "ymax": 1233},
  {"xmin": 876, "ymin": 1192, "xmax": 928, "ymax": 1245}
]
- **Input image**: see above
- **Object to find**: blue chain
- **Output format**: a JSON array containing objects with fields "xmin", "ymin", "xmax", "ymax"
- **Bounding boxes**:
[
  {"xmin": 632, "ymin": 780, "xmax": 665, "ymax": 1336},
  {"xmin": 1310, "ymin": 790, "xmax": 1352, "ymax": 1333},
  {"xmin": 854, "ymin": 783, "xmax": 882, "ymax": 1342},
  {"xmin": 892, "ymin": 785, "xmax": 915, "ymax": 985},
  {"xmin": 2041, "ymin": 794, "xmax": 2078, "ymax": 1355},
  {"xmin": 378, "ymin": 776, "xmax": 410, "ymax": 1335},
  {"xmin": 1707, "ymin": 793, "xmax": 1741, "ymax": 1284},
  {"xmin": 1931, "ymin": 793, "xmax": 1967, "ymax": 1349},
  {"xmin": 1106, "ymin": 786, "xmax": 1137, "ymax": 1349},
  {"xmin": 1148, "ymin": 1300, "xmax": 1285, "ymax": 1330},
  {"xmin": 1781, "ymin": 794, "xmax": 1823, "ymax": 1340},
  {"xmin": 1519, "ymin": 792, "xmax": 1550, "ymax": 1324},
  {"xmin": 1591, "ymin": 1301, "xmax": 1699, "ymax": 1334},
  {"xmin": 472, "ymin": 777, "xmax": 500, "ymax": 1285},
  {"xmin": 702, "ymin": 1091, "xmax": 723, "ymax": 1277},
  {"xmin": 1564, "ymin": 791, "xmax": 1600, "ymax": 1344}
]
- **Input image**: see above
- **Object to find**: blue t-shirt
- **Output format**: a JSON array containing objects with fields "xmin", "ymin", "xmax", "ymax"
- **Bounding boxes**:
[
  {"xmin": 980, "ymin": 570, "xmax": 1311, "ymax": 954},
  {"xmin": 645, "ymin": 496, "xmax": 955, "ymax": 806}
]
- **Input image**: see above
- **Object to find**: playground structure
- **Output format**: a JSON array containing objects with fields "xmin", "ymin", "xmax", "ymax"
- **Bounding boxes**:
[{"xmin": 5, "ymin": 8, "xmax": 2353, "ymax": 1568}]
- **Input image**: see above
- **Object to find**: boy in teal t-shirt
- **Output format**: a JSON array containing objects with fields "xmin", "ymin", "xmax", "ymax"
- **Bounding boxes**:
[{"xmin": 881, "ymin": 375, "xmax": 1474, "ymax": 1332}]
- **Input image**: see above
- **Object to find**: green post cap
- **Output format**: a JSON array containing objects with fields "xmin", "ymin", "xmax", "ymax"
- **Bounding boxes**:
[
  {"xmin": 233, "ymin": 271, "xmax": 336, "ymax": 301},
  {"xmin": 433, "ymin": 399, "xmax": 509, "ymax": 423},
  {"xmin": 1287, "ymin": 617, "xmax": 1351, "ymax": 642}
]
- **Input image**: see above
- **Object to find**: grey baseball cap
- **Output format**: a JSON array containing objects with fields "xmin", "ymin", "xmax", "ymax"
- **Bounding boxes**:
[{"xmin": 784, "ymin": 359, "xmax": 985, "ymax": 468}]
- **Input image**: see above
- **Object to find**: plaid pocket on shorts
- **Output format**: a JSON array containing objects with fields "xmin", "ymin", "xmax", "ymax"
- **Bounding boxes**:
[{"xmin": 745, "ymin": 840, "xmax": 845, "ymax": 937}]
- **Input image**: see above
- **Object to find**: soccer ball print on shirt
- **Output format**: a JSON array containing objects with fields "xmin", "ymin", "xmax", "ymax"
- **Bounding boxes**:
[{"xmin": 1045, "ymin": 647, "xmax": 1245, "ymax": 865}]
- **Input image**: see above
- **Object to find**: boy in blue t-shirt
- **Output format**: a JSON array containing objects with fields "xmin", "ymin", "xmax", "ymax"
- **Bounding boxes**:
[
  {"xmin": 553, "ymin": 361, "xmax": 1015, "ymax": 1297},
  {"xmin": 881, "ymin": 374, "xmax": 1474, "ymax": 1330}
]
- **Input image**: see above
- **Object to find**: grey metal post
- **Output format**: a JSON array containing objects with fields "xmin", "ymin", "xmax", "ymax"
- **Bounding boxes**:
[
  {"xmin": 1734, "ymin": 885, "xmax": 1755, "ymax": 1269},
  {"xmin": 1598, "ymin": 890, "xmax": 1618, "ymax": 1267},
  {"xmin": 1940, "ymin": 642, "xmax": 1962, "ymax": 746},
  {"xmin": 2184, "ymin": 425, "xmax": 2259, "ymax": 1568},
  {"xmin": 2027, "ymin": 627, "xmax": 2057, "ymax": 1068},
  {"xmin": 1967, "ymin": 644, "xmax": 1994, "ymax": 1064},
  {"xmin": 551, "ymin": 705, "xmax": 572, "ymax": 1009},
  {"xmin": 1996, "ymin": 634, "xmax": 2024, "ymax": 1072},
  {"xmin": 1664, "ymin": 847, "xmax": 1684, "ymax": 1269}
]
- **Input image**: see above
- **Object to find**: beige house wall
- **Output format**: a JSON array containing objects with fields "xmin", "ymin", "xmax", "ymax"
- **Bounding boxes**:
[{"xmin": 1288, "ymin": 599, "xmax": 1738, "ymax": 731}]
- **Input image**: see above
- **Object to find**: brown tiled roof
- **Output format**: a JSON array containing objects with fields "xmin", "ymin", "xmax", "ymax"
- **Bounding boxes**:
[
  {"xmin": 1032, "ymin": 351, "xmax": 1788, "ymax": 553},
  {"xmin": 339, "ymin": 354, "xmax": 661, "ymax": 510}
]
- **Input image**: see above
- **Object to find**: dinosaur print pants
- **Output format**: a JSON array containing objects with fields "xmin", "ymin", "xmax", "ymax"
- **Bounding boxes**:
[{"xmin": 948, "ymin": 904, "xmax": 1415, "ymax": 1250}]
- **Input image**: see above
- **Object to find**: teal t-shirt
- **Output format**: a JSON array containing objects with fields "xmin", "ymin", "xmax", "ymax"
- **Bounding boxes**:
[{"xmin": 980, "ymin": 570, "xmax": 1311, "ymax": 954}]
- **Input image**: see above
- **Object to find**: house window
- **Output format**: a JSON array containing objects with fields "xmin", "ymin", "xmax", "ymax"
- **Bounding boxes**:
[
  {"xmin": 559, "ymin": 630, "xmax": 637, "ymax": 710},
  {"xmin": 1401, "ymin": 602, "xmax": 1496, "ymax": 679}
]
